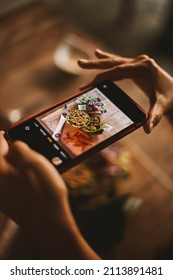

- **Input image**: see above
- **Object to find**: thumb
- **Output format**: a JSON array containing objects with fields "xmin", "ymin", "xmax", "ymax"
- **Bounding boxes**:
[
  {"xmin": 0, "ymin": 131, "xmax": 9, "ymax": 157},
  {"xmin": 143, "ymin": 102, "xmax": 164, "ymax": 133},
  {"xmin": 8, "ymin": 141, "xmax": 67, "ymax": 192}
]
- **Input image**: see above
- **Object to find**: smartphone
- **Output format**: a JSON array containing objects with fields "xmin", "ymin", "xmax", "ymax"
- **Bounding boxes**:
[{"xmin": 5, "ymin": 81, "xmax": 147, "ymax": 173}]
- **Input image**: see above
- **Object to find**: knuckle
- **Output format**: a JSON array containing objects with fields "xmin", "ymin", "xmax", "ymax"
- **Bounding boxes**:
[
  {"xmin": 137, "ymin": 54, "xmax": 150, "ymax": 60},
  {"xmin": 137, "ymin": 54, "xmax": 157, "ymax": 69},
  {"xmin": 111, "ymin": 58, "xmax": 118, "ymax": 64},
  {"xmin": 145, "ymin": 58, "xmax": 156, "ymax": 67},
  {"xmin": 112, "ymin": 57, "xmax": 124, "ymax": 64}
]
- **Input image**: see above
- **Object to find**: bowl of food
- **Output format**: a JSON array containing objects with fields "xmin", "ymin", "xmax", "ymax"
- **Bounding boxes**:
[
  {"xmin": 66, "ymin": 109, "xmax": 90, "ymax": 128},
  {"xmin": 82, "ymin": 115, "xmax": 104, "ymax": 134}
]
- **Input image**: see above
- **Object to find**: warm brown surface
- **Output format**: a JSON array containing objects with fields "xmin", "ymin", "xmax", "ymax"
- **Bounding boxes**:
[
  {"xmin": 0, "ymin": 3, "xmax": 97, "ymax": 128},
  {"xmin": 108, "ymin": 81, "xmax": 173, "ymax": 259},
  {"xmin": 0, "ymin": 3, "xmax": 173, "ymax": 260}
]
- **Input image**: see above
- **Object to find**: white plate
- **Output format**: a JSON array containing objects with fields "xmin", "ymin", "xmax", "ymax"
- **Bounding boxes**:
[{"xmin": 53, "ymin": 33, "xmax": 92, "ymax": 75}]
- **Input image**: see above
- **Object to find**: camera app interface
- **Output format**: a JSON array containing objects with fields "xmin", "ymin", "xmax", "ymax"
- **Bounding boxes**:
[{"xmin": 36, "ymin": 87, "xmax": 133, "ymax": 160}]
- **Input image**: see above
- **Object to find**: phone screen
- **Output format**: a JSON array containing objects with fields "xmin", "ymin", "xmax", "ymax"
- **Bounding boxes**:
[
  {"xmin": 36, "ymin": 87, "xmax": 133, "ymax": 159},
  {"xmin": 6, "ymin": 82, "xmax": 146, "ymax": 172}
]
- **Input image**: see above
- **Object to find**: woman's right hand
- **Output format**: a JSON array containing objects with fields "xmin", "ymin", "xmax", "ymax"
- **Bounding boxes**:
[
  {"xmin": 78, "ymin": 49, "xmax": 173, "ymax": 133},
  {"xmin": 0, "ymin": 131, "xmax": 100, "ymax": 259}
]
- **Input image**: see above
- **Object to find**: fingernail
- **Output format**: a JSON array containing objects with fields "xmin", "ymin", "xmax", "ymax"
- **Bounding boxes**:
[
  {"xmin": 78, "ymin": 59, "xmax": 88, "ymax": 63},
  {"xmin": 96, "ymin": 48, "xmax": 103, "ymax": 52},
  {"xmin": 150, "ymin": 122, "xmax": 154, "ymax": 132}
]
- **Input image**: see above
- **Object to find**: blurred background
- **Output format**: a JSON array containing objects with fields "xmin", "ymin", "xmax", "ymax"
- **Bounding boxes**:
[
  {"xmin": 0, "ymin": 0, "xmax": 173, "ymax": 260},
  {"xmin": 1, "ymin": 0, "xmax": 173, "ymax": 58}
]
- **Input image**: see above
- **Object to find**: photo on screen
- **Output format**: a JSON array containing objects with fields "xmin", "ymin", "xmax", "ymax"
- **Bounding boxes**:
[{"xmin": 36, "ymin": 88, "xmax": 133, "ymax": 158}]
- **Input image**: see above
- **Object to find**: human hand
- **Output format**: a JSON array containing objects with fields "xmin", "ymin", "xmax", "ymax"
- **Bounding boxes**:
[
  {"xmin": 0, "ymin": 131, "xmax": 75, "ymax": 258},
  {"xmin": 0, "ymin": 131, "xmax": 69, "ymax": 227},
  {"xmin": 78, "ymin": 49, "xmax": 173, "ymax": 133},
  {"xmin": 0, "ymin": 131, "xmax": 100, "ymax": 259}
]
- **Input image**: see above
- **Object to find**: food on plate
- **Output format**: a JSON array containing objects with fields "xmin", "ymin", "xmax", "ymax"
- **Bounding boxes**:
[
  {"xmin": 82, "ymin": 115, "xmax": 103, "ymax": 133},
  {"xmin": 66, "ymin": 110, "xmax": 90, "ymax": 127},
  {"xmin": 76, "ymin": 95, "xmax": 107, "ymax": 115},
  {"xmin": 90, "ymin": 115, "xmax": 101, "ymax": 125},
  {"xmin": 66, "ymin": 111, "xmax": 104, "ymax": 133},
  {"xmin": 66, "ymin": 95, "xmax": 107, "ymax": 135},
  {"xmin": 63, "ymin": 129, "xmax": 93, "ymax": 151}
]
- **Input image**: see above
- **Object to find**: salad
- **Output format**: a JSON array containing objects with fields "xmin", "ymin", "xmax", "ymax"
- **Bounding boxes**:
[
  {"xmin": 66, "ymin": 95, "xmax": 107, "ymax": 133},
  {"xmin": 66, "ymin": 110, "xmax": 90, "ymax": 128},
  {"xmin": 76, "ymin": 95, "xmax": 107, "ymax": 115}
]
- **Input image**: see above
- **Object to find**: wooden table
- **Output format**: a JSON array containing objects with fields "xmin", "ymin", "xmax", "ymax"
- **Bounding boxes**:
[{"xmin": 0, "ymin": 3, "xmax": 97, "ymax": 130}]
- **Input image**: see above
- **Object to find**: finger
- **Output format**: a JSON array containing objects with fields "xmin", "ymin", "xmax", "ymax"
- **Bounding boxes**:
[
  {"xmin": 78, "ymin": 57, "xmax": 126, "ymax": 70},
  {"xmin": 95, "ymin": 49, "xmax": 130, "ymax": 61},
  {"xmin": 80, "ymin": 63, "xmax": 138, "ymax": 90},
  {"xmin": 8, "ymin": 141, "xmax": 66, "ymax": 192},
  {"xmin": 9, "ymin": 140, "xmax": 51, "ymax": 169},
  {"xmin": 78, "ymin": 58, "xmax": 115, "ymax": 69},
  {"xmin": 0, "ymin": 131, "xmax": 9, "ymax": 157},
  {"xmin": 143, "ymin": 101, "xmax": 164, "ymax": 133},
  {"xmin": 7, "ymin": 141, "xmax": 30, "ymax": 166},
  {"xmin": 95, "ymin": 48, "xmax": 114, "ymax": 59}
]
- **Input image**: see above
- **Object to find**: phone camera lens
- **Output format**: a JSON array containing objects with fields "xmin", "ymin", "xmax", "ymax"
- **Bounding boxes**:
[
  {"xmin": 25, "ymin": 126, "xmax": 30, "ymax": 131},
  {"xmin": 103, "ymin": 85, "xmax": 107, "ymax": 88}
]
